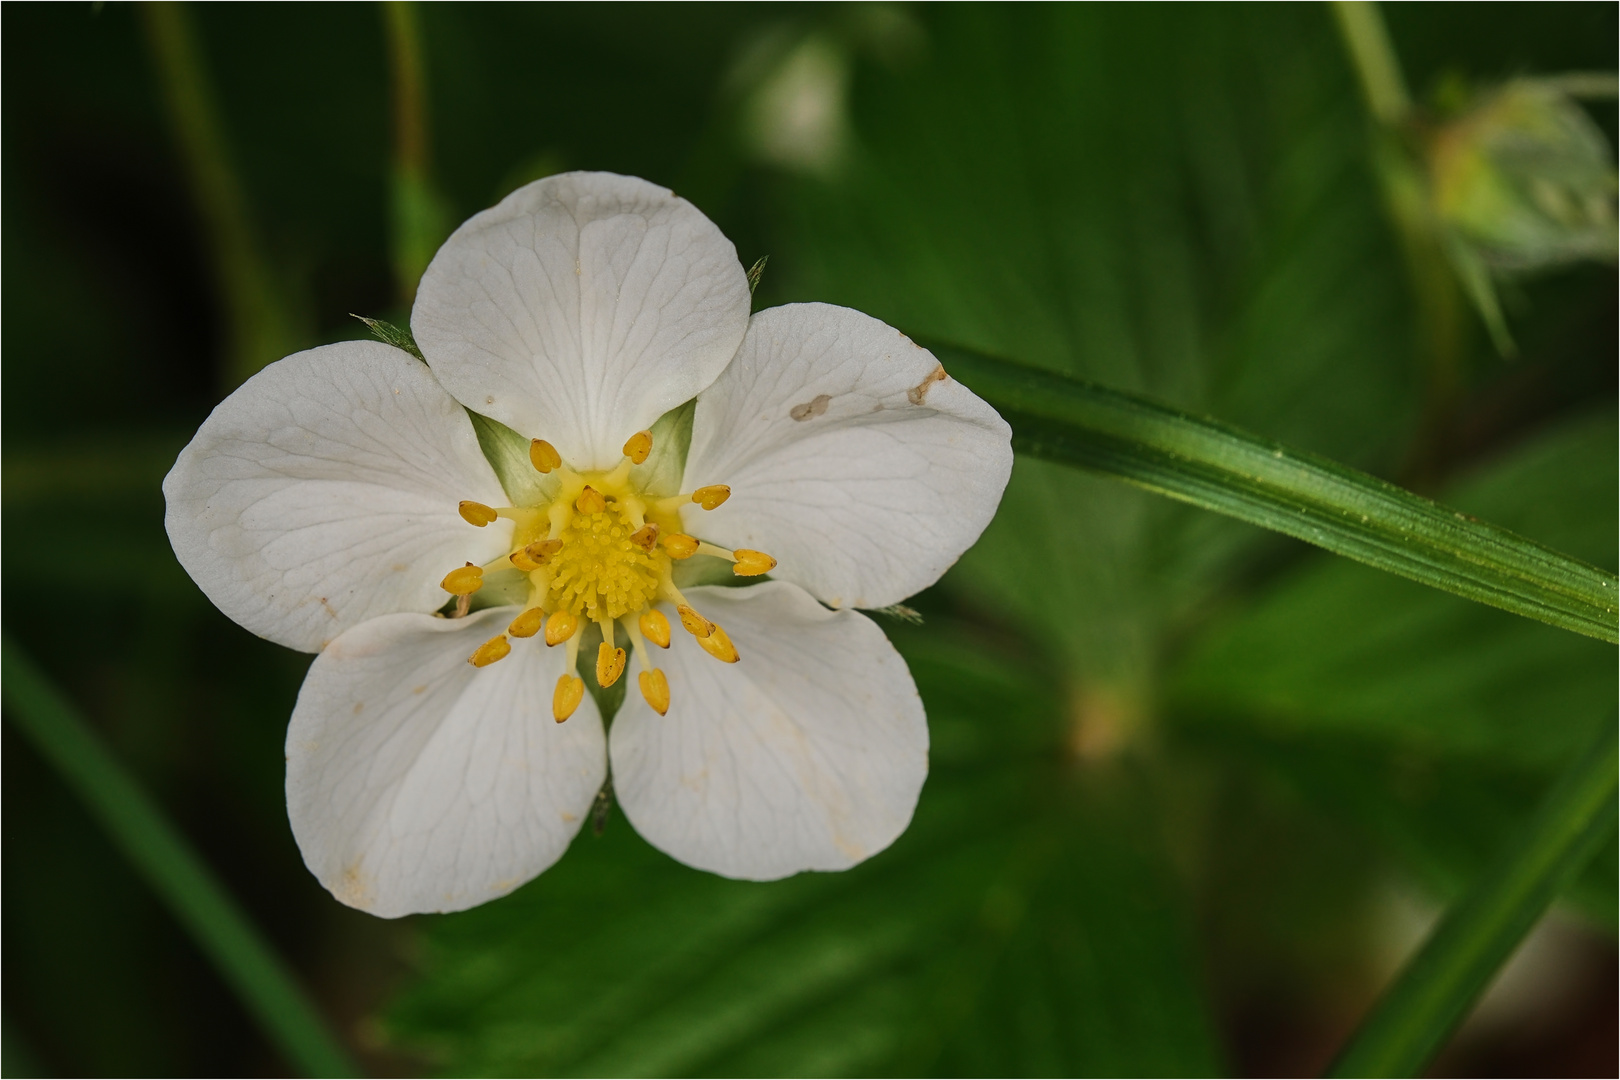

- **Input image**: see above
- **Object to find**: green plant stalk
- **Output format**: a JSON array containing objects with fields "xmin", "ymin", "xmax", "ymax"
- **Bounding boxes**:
[
  {"xmin": 1329, "ymin": 1, "xmax": 1411, "ymax": 126},
  {"xmin": 929, "ymin": 343, "xmax": 1618, "ymax": 642},
  {"xmin": 383, "ymin": 0, "xmax": 452, "ymax": 304},
  {"xmin": 1327, "ymin": 720, "xmax": 1618, "ymax": 1077},
  {"xmin": 142, "ymin": 2, "xmax": 300, "ymax": 389},
  {"xmin": 0, "ymin": 638, "xmax": 359, "ymax": 1078}
]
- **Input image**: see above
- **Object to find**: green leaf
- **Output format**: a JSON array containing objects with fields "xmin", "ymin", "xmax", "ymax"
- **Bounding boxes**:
[
  {"xmin": 1327, "ymin": 720, "xmax": 1618, "ymax": 1078},
  {"xmin": 0, "ymin": 637, "xmax": 358, "ymax": 1079},
  {"xmin": 1169, "ymin": 411, "xmax": 1618, "ymax": 918},
  {"xmin": 934, "ymin": 344, "xmax": 1617, "ymax": 642},
  {"xmin": 384, "ymin": 627, "xmax": 1222, "ymax": 1077},
  {"xmin": 1171, "ymin": 411, "xmax": 1618, "ymax": 762},
  {"xmin": 771, "ymin": 4, "xmax": 1424, "ymax": 680}
]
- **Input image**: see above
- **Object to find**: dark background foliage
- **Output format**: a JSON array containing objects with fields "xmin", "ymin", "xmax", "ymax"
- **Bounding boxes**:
[{"xmin": 3, "ymin": 3, "xmax": 1614, "ymax": 1076}]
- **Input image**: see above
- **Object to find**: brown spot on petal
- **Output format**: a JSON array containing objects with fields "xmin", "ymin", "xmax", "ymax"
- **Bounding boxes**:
[
  {"xmin": 907, "ymin": 365, "xmax": 947, "ymax": 405},
  {"xmin": 790, "ymin": 393, "xmax": 831, "ymax": 421}
]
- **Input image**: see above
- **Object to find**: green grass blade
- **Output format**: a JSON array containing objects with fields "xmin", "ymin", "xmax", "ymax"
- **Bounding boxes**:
[
  {"xmin": 930, "ymin": 343, "xmax": 1618, "ymax": 642},
  {"xmin": 0, "ymin": 637, "xmax": 360, "ymax": 1078},
  {"xmin": 1326, "ymin": 719, "xmax": 1618, "ymax": 1077}
]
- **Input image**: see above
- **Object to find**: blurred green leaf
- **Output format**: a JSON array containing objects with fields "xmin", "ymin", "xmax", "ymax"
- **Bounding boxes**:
[
  {"xmin": 384, "ymin": 628, "xmax": 1222, "ymax": 1077},
  {"xmin": 939, "ymin": 346, "xmax": 1617, "ymax": 644},
  {"xmin": 1328, "ymin": 721, "xmax": 1617, "ymax": 1078},
  {"xmin": 771, "ymin": 4, "xmax": 1424, "ymax": 683},
  {"xmin": 1170, "ymin": 411, "xmax": 1618, "ymax": 916},
  {"xmin": 1172, "ymin": 411, "xmax": 1616, "ymax": 765},
  {"xmin": 0, "ymin": 638, "xmax": 358, "ymax": 1078}
]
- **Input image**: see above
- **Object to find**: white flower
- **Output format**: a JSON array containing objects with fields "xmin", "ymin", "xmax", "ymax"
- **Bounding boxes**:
[{"xmin": 164, "ymin": 172, "xmax": 1012, "ymax": 917}]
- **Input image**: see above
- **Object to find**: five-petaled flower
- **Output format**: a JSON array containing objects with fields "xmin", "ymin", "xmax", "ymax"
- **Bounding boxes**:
[{"xmin": 164, "ymin": 172, "xmax": 1012, "ymax": 917}]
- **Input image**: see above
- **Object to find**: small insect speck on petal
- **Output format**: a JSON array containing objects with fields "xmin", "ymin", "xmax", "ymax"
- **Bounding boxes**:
[{"xmin": 790, "ymin": 394, "xmax": 831, "ymax": 421}]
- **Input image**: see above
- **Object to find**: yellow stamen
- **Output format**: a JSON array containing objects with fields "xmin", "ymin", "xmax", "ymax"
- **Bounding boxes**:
[
  {"xmin": 530, "ymin": 439, "xmax": 562, "ymax": 473},
  {"xmin": 553, "ymin": 674, "xmax": 585, "ymax": 722},
  {"xmin": 509, "ymin": 547, "xmax": 540, "ymax": 572},
  {"xmin": 661, "ymin": 533, "xmax": 699, "ymax": 560},
  {"xmin": 640, "ymin": 610, "xmax": 671, "ymax": 649},
  {"xmin": 441, "ymin": 564, "xmax": 483, "ymax": 595},
  {"xmin": 458, "ymin": 500, "xmax": 498, "ymax": 527},
  {"xmin": 732, "ymin": 549, "xmax": 777, "ymax": 577},
  {"xmin": 544, "ymin": 609, "xmax": 580, "ymax": 646},
  {"xmin": 596, "ymin": 641, "xmax": 627, "ymax": 688},
  {"xmin": 629, "ymin": 524, "xmax": 659, "ymax": 552},
  {"xmin": 677, "ymin": 603, "xmax": 716, "ymax": 638},
  {"xmin": 469, "ymin": 634, "xmax": 511, "ymax": 667},
  {"xmin": 623, "ymin": 430, "xmax": 653, "ymax": 465},
  {"xmin": 526, "ymin": 538, "xmax": 563, "ymax": 563},
  {"xmin": 692, "ymin": 484, "xmax": 731, "ymax": 510},
  {"xmin": 507, "ymin": 607, "xmax": 545, "ymax": 638},
  {"xmin": 639, "ymin": 669, "xmax": 670, "ymax": 715},
  {"xmin": 697, "ymin": 622, "xmax": 739, "ymax": 664},
  {"xmin": 576, "ymin": 486, "xmax": 606, "ymax": 514}
]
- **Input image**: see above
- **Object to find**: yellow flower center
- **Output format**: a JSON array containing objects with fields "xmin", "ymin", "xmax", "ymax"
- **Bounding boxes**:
[
  {"xmin": 547, "ymin": 499, "xmax": 663, "ymax": 623},
  {"xmin": 442, "ymin": 431, "xmax": 778, "ymax": 721}
]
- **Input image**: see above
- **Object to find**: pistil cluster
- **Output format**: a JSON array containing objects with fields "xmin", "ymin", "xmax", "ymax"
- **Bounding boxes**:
[{"xmin": 441, "ymin": 430, "xmax": 776, "ymax": 721}]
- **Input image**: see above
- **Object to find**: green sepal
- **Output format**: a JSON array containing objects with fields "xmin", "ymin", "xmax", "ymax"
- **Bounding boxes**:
[
  {"xmin": 672, "ymin": 554, "xmax": 758, "ymax": 590},
  {"xmin": 352, "ymin": 314, "xmax": 425, "ymax": 361},
  {"xmin": 466, "ymin": 410, "xmax": 555, "ymax": 508},
  {"xmin": 632, "ymin": 398, "xmax": 697, "ymax": 497},
  {"xmin": 576, "ymin": 621, "xmax": 630, "ymax": 725}
]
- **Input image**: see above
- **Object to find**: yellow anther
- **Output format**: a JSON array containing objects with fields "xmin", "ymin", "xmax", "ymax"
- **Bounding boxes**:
[
  {"xmin": 639, "ymin": 610, "xmax": 671, "ymax": 649},
  {"xmin": 576, "ymin": 486, "xmax": 606, "ymax": 514},
  {"xmin": 639, "ymin": 669, "xmax": 670, "ymax": 715},
  {"xmin": 629, "ymin": 524, "xmax": 659, "ymax": 552},
  {"xmin": 441, "ymin": 563, "xmax": 483, "ymax": 595},
  {"xmin": 697, "ymin": 622, "xmax": 739, "ymax": 664},
  {"xmin": 507, "ymin": 607, "xmax": 545, "ymax": 638},
  {"xmin": 661, "ymin": 533, "xmax": 699, "ymax": 560},
  {"xmin": 623, "ymin": 430, "xmax": 653, "ymax": 465},
  {"xmin": 529, "ymin": 439, "xmax": 562, "ymax": 473},
  {"xmin": 732, "ymin": 549, "xmax": 777, "ymax": 577},
  {"xmin": 596, "ymin": 641, "xmax": 627, "ymax": 688},
  {"xmin": 469, "ymin": 634, "xmax": 511, "ymax": 667},
  {"xmin": 692, "ymin": 484, "xmax": 731, "ymax": 510},
  {"xmin": 544, "ymin": 609, "xmax": 580, "ymax": 646},
  {"xmin": 677, "ymin": 604, "xmax": 716, "ymax": 638},
  {"xmin": 553, "ymin": 674, "xmax": 585, "ymax": 722},
  {"xmin": 526, "ymin": 538, "xmax": 563, "ymax": 563},
  {"xmin": 458, "ymin": 500, "xmax": 498, "ymax": 527},
  {"xmin": 509, "ymin": 538, "xmax": 562, "ymax": 574}
]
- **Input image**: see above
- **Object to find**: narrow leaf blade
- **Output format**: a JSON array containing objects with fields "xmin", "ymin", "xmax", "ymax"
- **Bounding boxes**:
[
  {"xmin": 1327, "ymin": 720, "xmax": 1618, "ymax": 1077},
  {"xmin": 929, "ymin": 342, "xmax": 1618, "ymax": 642}
]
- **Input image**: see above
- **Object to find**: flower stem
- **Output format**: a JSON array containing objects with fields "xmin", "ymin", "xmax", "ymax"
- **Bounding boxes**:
[{"xmin": 0, "ymin": 636, "xmax": 359, "ymax": 1078}]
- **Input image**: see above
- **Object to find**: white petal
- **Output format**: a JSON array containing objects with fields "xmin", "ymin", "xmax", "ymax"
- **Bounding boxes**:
[
  {"xmin": 682, "ymin": 303, "xmax": 1013, "ymax": 609},
  {"xmin": 610, "ymin": 582, "xmax": 927, "ymax": 880},
  {"xmin": 412, "ymin": 171, "xmax": 751, "ymax": 470},
  {"xmin": 163, "ymin": 341, "xmax": 512, "ymax": 653},
  {"xmin": 286, "ymin": 608, "xmax": 606, "ymax": 917}
]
